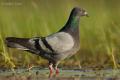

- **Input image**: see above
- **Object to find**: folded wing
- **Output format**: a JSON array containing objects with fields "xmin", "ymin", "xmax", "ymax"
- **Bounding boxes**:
[{"xmin": 46, "ymin": 32, "xmax": 74, "ymax": 53}]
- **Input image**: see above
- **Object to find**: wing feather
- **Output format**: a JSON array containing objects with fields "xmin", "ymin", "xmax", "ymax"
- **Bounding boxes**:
[{"xmin": 46, "ymin": 32, "xmax": 74, "ymax": 53}]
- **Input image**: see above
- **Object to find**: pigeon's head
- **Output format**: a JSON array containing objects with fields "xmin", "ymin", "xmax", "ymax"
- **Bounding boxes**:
[{"xmin": 72, "ymin": 7, "xmax": 88, "ymax": 17}]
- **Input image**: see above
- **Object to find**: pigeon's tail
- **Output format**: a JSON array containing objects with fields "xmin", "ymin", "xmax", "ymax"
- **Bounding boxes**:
[
  {"xmin": 5, "ymin": 37, "xmax": 57, "ymax": 61},
  {"xmin": 5, "ymin": 37, "xmax": 34, "ymax": 51}
]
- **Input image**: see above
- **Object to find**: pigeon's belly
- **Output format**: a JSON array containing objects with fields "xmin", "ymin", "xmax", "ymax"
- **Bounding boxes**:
[{"xmin": 46, "ymin": 32, "xmax": 74, "ymax": 53}]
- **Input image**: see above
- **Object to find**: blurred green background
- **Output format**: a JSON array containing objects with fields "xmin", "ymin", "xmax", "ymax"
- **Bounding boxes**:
[{"xmin": 0, "ymin": 0, "xmax": 120, "ymax": 69}]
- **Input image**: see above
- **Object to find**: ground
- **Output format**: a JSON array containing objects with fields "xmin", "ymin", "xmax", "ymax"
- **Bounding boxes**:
[{"xmin": 0, "ymin": 68, "xmax": 119, "ymax": 80}]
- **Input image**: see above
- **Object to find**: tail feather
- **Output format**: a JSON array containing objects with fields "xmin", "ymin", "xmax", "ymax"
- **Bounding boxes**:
[
  {"xmin": 5, "ymin": 37, "xmax": 35, "ymax": 51},
  {"xmin": 5, "ymin": 37, "xmax": 59, "ymax": 60}
]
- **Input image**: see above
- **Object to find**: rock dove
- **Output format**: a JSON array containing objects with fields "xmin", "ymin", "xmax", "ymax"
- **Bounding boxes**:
[{"xmin": 5, "ymin": 7, "xmax": 88, "ymax": 75}]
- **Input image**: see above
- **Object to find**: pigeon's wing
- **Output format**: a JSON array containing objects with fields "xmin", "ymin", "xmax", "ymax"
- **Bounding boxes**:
[{"xmin": 45, "ymin": 32, "xmax": 74, "ymax": 53}]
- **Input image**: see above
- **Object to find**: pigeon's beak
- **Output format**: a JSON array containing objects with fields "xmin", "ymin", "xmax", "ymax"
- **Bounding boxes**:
[{"xmin": 84, "ymin": 12, "xmax": 89, "ymax": 17}]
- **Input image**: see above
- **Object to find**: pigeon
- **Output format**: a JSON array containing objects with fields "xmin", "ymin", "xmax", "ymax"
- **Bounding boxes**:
[{"xmin": 5, "ymin": 7, "xmax": 88, "ymax": 75}]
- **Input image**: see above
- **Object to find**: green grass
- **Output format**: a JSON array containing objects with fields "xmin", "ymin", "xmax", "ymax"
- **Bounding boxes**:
[{"xmin": 0, "ymin": 0, "xmax": 120, "ymax": 69}]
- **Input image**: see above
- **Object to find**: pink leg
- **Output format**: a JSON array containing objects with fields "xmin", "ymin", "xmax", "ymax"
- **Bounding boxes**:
[
  {"xmin": 56, "ymin": 68, "xmax": 59, "ymax": 74},
  {"xmin": 49, "ymin": 64, "xmax": 54, "ymax": 78},
  {"xmin": 55, "ymin": 67, "xmax": 60, "ymax": 75}
]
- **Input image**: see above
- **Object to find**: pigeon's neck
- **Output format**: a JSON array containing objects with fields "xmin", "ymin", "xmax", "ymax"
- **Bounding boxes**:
[
  {"xmin": 66, "ymin": 16, "xmax": 80, "ymax": 29},
  {"xmin": 59, "ymin": 15, "xmax": 80, "ymax": 32}
]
